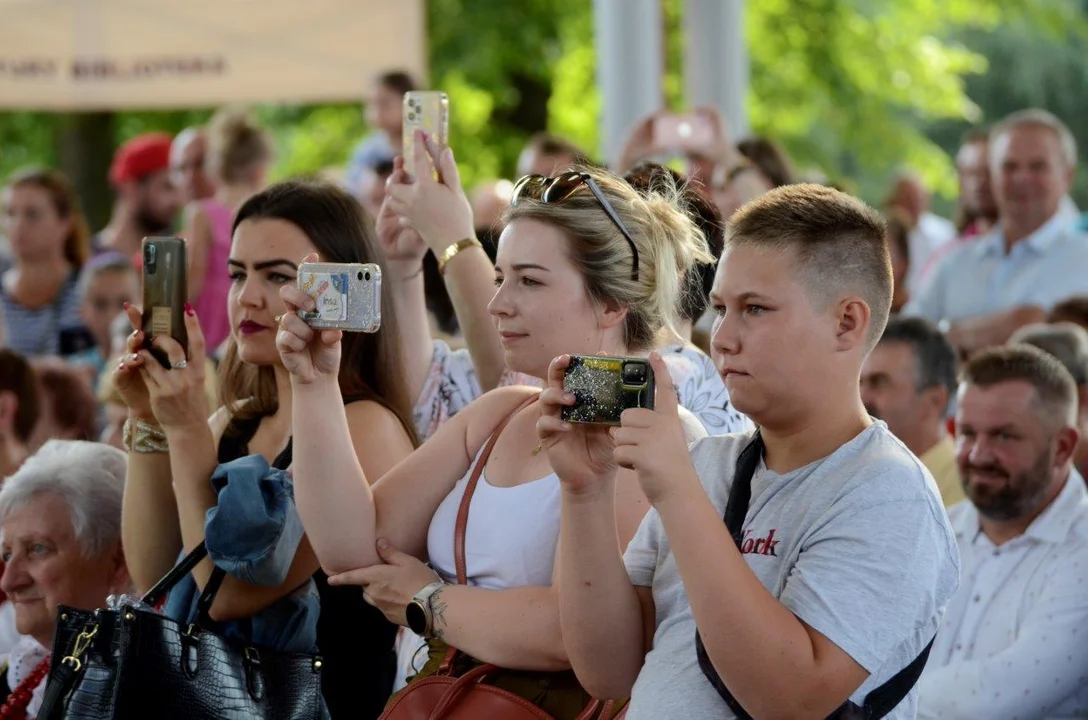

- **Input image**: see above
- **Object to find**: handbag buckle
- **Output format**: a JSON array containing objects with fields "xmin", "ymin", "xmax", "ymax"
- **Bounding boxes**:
[{"xmin": 61, "ymin": 624, "xmax": 99, "ymax": 673}]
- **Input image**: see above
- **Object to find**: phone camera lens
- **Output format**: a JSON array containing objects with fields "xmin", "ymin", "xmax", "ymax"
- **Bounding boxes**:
[
  {"xmin": 357, "ymin": 271, "xmax": 364, "ymax": 281},
  {"xmin": 364, "ymin": 271, "xmax": 371, "ymax": 282},
  {"xmin": 623, "ymin": 362, "xmax": 647, "ymax": 384}
]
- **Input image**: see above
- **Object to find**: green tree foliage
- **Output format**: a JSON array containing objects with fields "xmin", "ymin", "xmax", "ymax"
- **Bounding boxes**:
[
  {"xmin": 927, "ymin": 8, "xmax": 1088, "ymax": 202},
  {"xmin": 0, "ymin": 0, "xmax": 1082, "ymax": 210}
]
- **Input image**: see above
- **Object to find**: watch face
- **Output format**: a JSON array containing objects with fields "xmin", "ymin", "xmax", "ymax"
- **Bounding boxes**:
[{"xmin": 406, "ymin": 601, "xmax": 427, "ymax": 636}]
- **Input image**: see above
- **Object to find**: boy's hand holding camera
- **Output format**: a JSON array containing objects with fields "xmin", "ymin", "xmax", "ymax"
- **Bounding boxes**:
[
  {"xmin": 611, "ymin": 351, "xmax": 700, "ymax": 506},
  {"xmin": 539, "ymin": 351, "xmax": 700, "ymax": 506}
]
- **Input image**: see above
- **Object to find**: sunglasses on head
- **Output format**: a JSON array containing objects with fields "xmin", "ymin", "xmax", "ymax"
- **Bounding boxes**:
[{"xmin": 510, "ymin": 171, "xmax": 640, "ymax": 281}]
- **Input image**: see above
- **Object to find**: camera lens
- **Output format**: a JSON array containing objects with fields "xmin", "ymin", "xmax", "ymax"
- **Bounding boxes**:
[
  {"xmin": 623, "ymin": 362, "xmax": 647, "ymax": 384},
  {"xmin": 357, "ymin": 271, "xmax": 364, "ymax": 281},
  {"xmin": 364, "ymin": 271, "xmax": 371, "ymax": 282}
]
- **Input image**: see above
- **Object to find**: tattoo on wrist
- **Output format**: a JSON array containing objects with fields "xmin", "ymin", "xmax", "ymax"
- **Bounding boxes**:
[{"xmin": 430, "ymin": 585, "xmax": 449, "ymax": 640}]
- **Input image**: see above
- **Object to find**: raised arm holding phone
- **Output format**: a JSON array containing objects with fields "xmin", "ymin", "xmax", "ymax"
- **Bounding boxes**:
[
  {"xmin": 282, "ymin": 161, "xmax": 711, "ymax": 719},
  {"xmin": 114, "ymin": 181, "xmax": 417, "ymax": 718}
]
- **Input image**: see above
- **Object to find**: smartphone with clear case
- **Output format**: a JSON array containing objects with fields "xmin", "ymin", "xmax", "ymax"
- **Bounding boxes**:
[
  {"xmin": 402, "ymin": 90, "xmax": 449, "ymax": 181},
  {"xmin": 297, "ymin": 262, "xmax": 381, "ymax": 333}
]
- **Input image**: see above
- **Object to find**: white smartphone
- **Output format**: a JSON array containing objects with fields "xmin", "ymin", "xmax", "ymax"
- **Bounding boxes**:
[{"xmin": 297, "ymin": 262, "xmax": 381, "ymax": 333}]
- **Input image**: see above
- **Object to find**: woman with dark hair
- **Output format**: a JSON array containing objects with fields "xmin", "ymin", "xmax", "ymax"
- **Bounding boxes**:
[
  {"xmin": 0, "ymin": 168, "xmax": 92, "ymax": 357},
  {"xmin": 27, "ymin": 357, "xmax": 99, "ymax": 448},
  {"xmin": 0, "ymin": 349, "xmax": 40, "ymax": 479},
  {"xmin": 113, "ymin": 180, "xmax": 416, "ymax": 718}
]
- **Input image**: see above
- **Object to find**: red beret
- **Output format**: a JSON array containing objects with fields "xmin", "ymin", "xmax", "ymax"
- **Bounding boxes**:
[{"xmin": 110, "ymin": 132, "xmax": 173, "ymax": 186}]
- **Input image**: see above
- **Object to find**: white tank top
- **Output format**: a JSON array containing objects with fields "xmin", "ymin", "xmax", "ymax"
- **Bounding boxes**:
[{"xmin": 426, "ymin": 444, "xmax": 561, "ymax": 589}]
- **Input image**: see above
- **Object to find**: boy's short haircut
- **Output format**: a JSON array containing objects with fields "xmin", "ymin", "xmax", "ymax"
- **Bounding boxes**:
[{"xmin": 726, "ymin": 183, "xmax": 892, "ymax": 350}]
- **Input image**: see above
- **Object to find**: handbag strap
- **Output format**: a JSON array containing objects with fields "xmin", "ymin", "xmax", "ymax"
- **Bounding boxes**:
[
  {"xmin": 196, "ymin": 565, "xmax": 229, "ymax": 627},
  {"xmin": 141, "ymin": 541, "xmax": 211, "ymax": 607},
  {"xmin": 139, "ymin": 540, "xmax": 229, "ymax": 629},
  {"xmin": 694, "ymin": 431, "xmax": 933, "ymax": 719},
  {"xmin": 39, "ymin": 657, "xmax": 80, "ymax": 720},
  {"xmin": 453, "ymin": 393, "xmax": 540, "ymax": 585},
  {"xmin": 437, "ymin": 392, "xmax": 539, "ymax": 674}
]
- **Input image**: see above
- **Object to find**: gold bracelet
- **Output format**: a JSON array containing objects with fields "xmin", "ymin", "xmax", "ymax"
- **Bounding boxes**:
[
  {"xmin": 122, "ymin": 417, "xmax": 169, "ymax": 454},
  {"xmin": 437, "ymin": 238, "xmax": 483, "ymax": 276}
]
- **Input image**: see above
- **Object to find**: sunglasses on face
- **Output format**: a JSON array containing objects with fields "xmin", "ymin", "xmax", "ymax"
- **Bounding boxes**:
[{"xmin": 510, "ymin": 171, "xmax": 640, "ymax": 281}]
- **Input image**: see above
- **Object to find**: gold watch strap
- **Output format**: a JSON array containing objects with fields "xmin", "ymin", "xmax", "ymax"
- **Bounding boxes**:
[{"xmin": 437, "ymin": 238, "xmax": 483, "ymax": 276}]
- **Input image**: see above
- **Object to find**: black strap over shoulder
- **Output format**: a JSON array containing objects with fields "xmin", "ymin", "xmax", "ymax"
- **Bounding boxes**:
[{"xmin": 694, "ymin": 432, "xmax": 933, "ymax": 719}]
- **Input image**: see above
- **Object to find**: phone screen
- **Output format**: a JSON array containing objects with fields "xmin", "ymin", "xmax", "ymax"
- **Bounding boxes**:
[{"xmin": 653, "ymin": 114, "xmax": 714, "ymax": 152}]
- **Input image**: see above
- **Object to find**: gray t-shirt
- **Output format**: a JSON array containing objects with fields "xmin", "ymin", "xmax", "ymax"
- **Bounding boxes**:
[{"xmin": 623, "ymin": 422, "xmax": 961, "ymax": 719}]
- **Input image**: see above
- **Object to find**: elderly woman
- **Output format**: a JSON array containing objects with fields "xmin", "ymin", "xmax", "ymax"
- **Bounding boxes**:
[{"xmin": 0, "ymin": 440, "xmax": 130, "ymax": 719}]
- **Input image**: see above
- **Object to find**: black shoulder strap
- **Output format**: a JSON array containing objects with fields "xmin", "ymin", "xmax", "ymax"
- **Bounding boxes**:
[
  {"xmin": 217, "ymin": 415, "xmax": 261, "ymax": 463},
  {"xmin": 694, "ymin": 433, "xmax": 764, "ymax": 717},
  {"xmin": 141, "ymin": 542, "xmax": 210, "ymax": 607},
  {"xmin": 694, "ymin": 432, "xmax": 932, "ymax": 719},
  {"xmin": 272, "ymin": 437, "xmax": 293, "ymax": 470}
]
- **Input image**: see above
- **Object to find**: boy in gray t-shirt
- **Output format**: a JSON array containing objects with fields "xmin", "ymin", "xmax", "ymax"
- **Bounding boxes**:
[
  {"xmin": 622, "ymin": 425, "xmax": 959, "ymax": 718},
  {"xmin": 542, "ymin": 184, "xmax": 961, "ymax": 719}
]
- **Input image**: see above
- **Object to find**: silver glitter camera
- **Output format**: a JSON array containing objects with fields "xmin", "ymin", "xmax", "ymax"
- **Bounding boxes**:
[{"xmin": 561, "ymin": 355, "xmax": 655, "ymax": 425}]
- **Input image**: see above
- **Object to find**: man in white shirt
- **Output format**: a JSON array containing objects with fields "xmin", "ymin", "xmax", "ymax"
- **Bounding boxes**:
[
  {"xmin": 906, "ymin": 109, "xmax": 1088, "ymax": 356},
  {"xmin": 861, "ymin": 316, "xmax": 965, "ymax": 507},
  {"xmin": 918, "ymin": 344, "xmax": 1088, "ymax": 719}
]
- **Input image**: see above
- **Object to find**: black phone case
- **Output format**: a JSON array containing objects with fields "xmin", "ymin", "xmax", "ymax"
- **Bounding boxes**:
[
  {"xmin": 140, "ymin": 237, "xmax": 189, "ymax": 368},
  {"xmin": 561, "ymin": 354, "xmax": 655, "ymax": 425}
]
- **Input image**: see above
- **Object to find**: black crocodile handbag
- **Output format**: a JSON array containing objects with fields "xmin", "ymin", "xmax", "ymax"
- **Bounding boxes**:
[{"xmin": 38, "ymin": 542, "xmax": 324, "ymax": 720}]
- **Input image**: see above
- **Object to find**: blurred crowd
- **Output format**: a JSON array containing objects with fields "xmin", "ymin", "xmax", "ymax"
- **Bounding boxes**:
[{"xmin": 0, "ymin": 67, "xmax": 1085, "ymax": 720}]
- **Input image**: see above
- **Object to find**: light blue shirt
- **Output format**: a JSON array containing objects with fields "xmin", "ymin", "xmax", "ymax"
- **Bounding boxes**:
[{"xmin": 905, "ymin": 206, "xmax": 1088, "ymax": 322}]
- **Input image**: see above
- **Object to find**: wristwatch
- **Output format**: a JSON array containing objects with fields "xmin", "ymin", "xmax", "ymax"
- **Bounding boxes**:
[{"xmin": 406, "ymin": 581, "xmax": 446, "ymax": 637}]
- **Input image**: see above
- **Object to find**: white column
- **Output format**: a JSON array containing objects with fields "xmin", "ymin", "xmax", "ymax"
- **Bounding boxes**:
[
  {"xmin": 593, "ymin": 0, "xmax": 663, "ymax": 167},
  {"xmin": 683, "ymin": 0, "xmax": 748, "ymax": 138}
]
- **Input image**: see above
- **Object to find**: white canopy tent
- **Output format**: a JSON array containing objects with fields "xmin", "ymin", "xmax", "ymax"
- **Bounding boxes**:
[{"xmin": 0, "ymin": 0, "xmax": 426, "ymax": 110}]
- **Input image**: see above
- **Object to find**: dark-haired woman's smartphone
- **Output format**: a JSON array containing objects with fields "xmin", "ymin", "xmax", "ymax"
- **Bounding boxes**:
[
  {"xmin": 141, "ymin": 237, "xmax": 189, "ymax": 368},
  {"xmin": 562, "ymin": 355, "xmax": 655, "ymax": 425}
]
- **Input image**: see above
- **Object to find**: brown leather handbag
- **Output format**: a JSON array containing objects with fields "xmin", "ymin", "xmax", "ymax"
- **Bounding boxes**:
[{"xmin": 380, "ymin": 395, "xmax": 615, "ymax": 720}]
